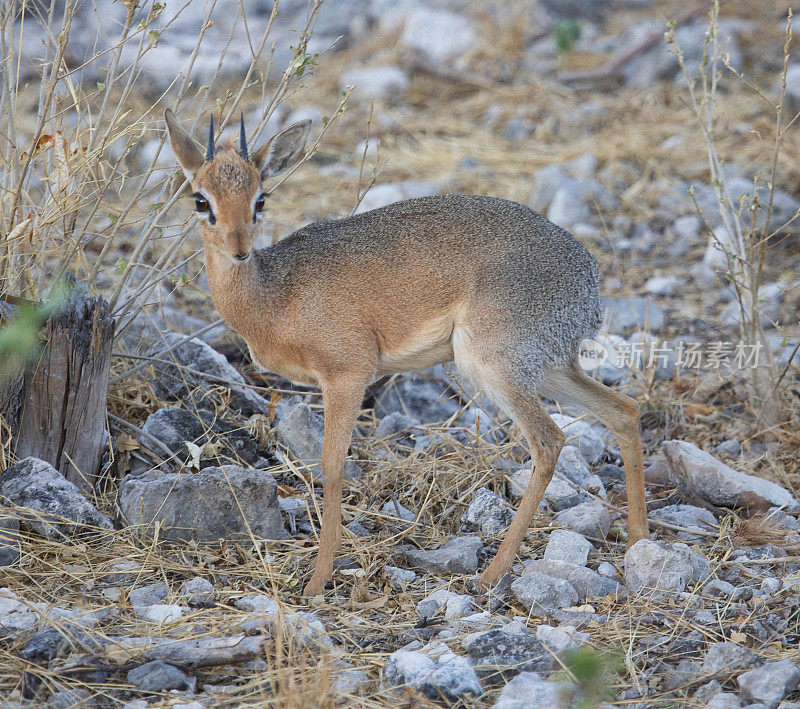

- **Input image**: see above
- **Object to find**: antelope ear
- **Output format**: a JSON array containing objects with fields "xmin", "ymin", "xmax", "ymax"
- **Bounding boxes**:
[
  {"xmin": 164, "ymin": 109, "xmax": 204, "ymax": 180},
  {"xmin": 253, "ymin": 119, "xmax": 311, "ymax": 180}
]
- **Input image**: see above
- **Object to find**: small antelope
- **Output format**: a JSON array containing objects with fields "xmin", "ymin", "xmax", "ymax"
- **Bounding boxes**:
[{"xmin": 164, "ymin": 109, "xmax": 648, "ymax": 597}]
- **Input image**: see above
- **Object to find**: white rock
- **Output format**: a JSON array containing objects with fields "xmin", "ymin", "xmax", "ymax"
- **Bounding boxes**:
[
  {"xmin": 547, "ymin": 188, "xmax": 589, "ymax": 229},
  {"xmin": 543, "ymin": 529, "xmax": 593, "ymax": 566},
  {"xmin": 340, "ymin": 65, "xmax": 409, "ymax": 101},
  {"xmin": 535, "ymin": 624, "xmax": 589, "ymax": 654},
  {"xmin": 492, "ymin": 670, "xmax": 576, "ymax": 708},
  {"xmin": 645, "ymin": 275, "xmax": 684, "ymax": 296},
  {"xmin": 0, "ymin": 588, "xmax": 38, "ymax": 636},
  {"xmin": 136, "ymin": 604, "xmax": 186, "ymax": 624},
  {"xmin": 382, "ymin": 641, "xmax": 482, "ymax": 700},
  {"xmin": 387, "ymin": 6, "xmax": 475, "ymax": 66}
]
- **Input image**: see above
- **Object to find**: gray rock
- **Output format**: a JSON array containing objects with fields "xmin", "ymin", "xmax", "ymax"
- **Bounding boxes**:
[
  {"xmin": 380, "ymin": 500, "xmax": 417, "ymax": 522},
  {"xmin": 333, "ymin": 668, "xmax": 369, "ymax": 695},
  {"xmin": 417, "ymin": 588, "xmax": 476, "ymax": 622},
  {"xmin": 786, "ymin": 64, "xmax": 800, "ymax": 114},
  {"xmin": 720, "ymin": 282, "xmax": 785, "ymax": 328},
  {"xmin": 21, "ymin": 625, "xmax": 100, "ymax": 662},
  {"xmin": 340, "ymin": 65, "xmax": 409, "ymax": 102},
  {"xmin": 715, "ymin": 438, "xmax": 742, "ymax": 458},
  {"xmin": 625, "ymin": 539, "xmax": 709, "ymax": 594},
  {"xmin": 556, "ymin": 445, "xmax": 604, "ymax": 492},
  {"xmin": 381, "ymin": 500, "xmax": 417, "ymax": 522},
  {"xmin": 0, "ymin": 517, "xmax": 20, "ymax": 566},
  {"xmin": 382, "ymin": 641, "xmax": 482, "ymax": 700},
  {"xmin": 597, "ymin": 561, "xmax": 617, "ymax": 577},
  {"xmin": 511, "ymin": 571, "xmax": 578, "ymax": 614},
  {"xmin": 504, "ymin": 117, "xmax": 534, "ymax": 142},
  {"xmin": 706, "ymin": 579, "xmax": 737, "ymax": 598},
  {"xmin": 139, "ymin": 407, "xmax": 262, "ymax": 468},
  {"xmin": 355, "ymin": 181, "xmax": 440, "ymax": 214},
  {"xmin": 550, "ymin": 416, "xmax": 606, "ymax": 465},
  {"xmin": 129, "ymin": 582, "xmax": 169, "ymax": 608},
  {"xmin": 522, "ymin": 560, "xmax": 621, "ymax": 602},
  {"xmin": 602, "ymin": 295, "xmax": 665, "ymax": 333},
  {"xmin": 375, "ymin": 411, "xmax": 422, "ymax": 447},
  {"xmin": 540, "ymin": 474, "xmax": 590, "ymax": 510},
  {"xmin": 234, "ymin": 594, "xmax": 332, "ymax": 648},
  {"xmin": 118, "ymin": 465, "xmax": 286, "ymax": 543},
  {"xmin": 663, "ymin": 440, "xmax": 799, "ymax": 513},
  {"xmin": 127, "ymin": 660, "xmax": 191, "ymax": 692},
  {"xmin": 621, "ymin": 19, "xmax": 743, "ymax": 87},
  {"xmin": 384, "ymin": 565, "xmax": 416, "ymax": 588},
  {"xmin": 645, "ymin": 275, "xmax": 683, "ymax": 296},
  {"xmin": 543, "ymin": 529, "xmax": 593, "ymax": 566},
  {"xmin": 703, "ymin": 641, "xmax": 761, "ymax": 674},
  {"xmin": 103, "ymin": 560, "xmax": 144, "ymax": 585},
  {"xmin": 672, "ymin": 214, "xmax": 702, "ymax": 241},
  {"xmin": 492, "ymin": 670, "xmax": 577, "ymax": 708},
  {"xmin": 146, "ymin": 333, "xmax": 269, "ymax": 415},
  {"xmin": 180, "ymin": 577, "xmax": 215, "ymax": 607},
  {"xmin": 276, "ymin": 396, "xmax": 361, "ymax": 481},
  {"xmin": 649, "ymin": 504, "xmax": 716, "ymax": 541},
  {"xmin": 373, "ymin": 371, "xmax": 459, "ymax": 422},
  {"xmin": 459, "ymin": 488, "xmax": 514, "ymax": 536},
  {"xmin": 47, "ymin": 690, "xmax": 92, "ymax": 709},
  {"xmin": 401, "ymin": 536, "xmax": 483, "ymax": 575},
  {"xmin": 553, "ymin": 501, "xmax": 614, "ymax": 539},
  {"xmin": 0, "ymin": 458, "xmax": 112, "ymax": 540},
  {"xmin": 737, "ymin": 660, "xmax": 800, "ymax": 708},
  {"xmin": 708, "ymin": 692, "xmax": 743, "ymax": 708},
  {"xmin": 462, "ymin": 626, "xmax": 553, "ymax": 679}
]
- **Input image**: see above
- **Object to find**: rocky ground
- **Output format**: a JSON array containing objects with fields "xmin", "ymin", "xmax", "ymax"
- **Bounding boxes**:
[{"xmin": 2, "ymin": 0, "xmax": 800, "ymax": 707}]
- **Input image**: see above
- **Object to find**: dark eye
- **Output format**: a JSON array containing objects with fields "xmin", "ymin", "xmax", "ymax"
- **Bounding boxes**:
[
  {"xmin": 254, "ymin": 194, "xmax": 265, "ymax": 212},
  {"xmin": 192, "ymin": 193, "xmax": 209, "ymax": 212}
]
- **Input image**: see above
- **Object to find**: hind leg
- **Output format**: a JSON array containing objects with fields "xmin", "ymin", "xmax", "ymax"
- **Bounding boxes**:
[
  {"xmin": 545, "ymin": 365, "xmax": 648, "ymax": 545},
  {"xmin": 453, "ymin": 329, "xmax": 566, "ymax": 588}
]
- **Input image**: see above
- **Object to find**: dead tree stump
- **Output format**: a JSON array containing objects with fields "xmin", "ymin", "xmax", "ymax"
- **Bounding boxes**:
[{"xmin": 11, "ymin": 279, "xmax": 115, "ymax": 493}]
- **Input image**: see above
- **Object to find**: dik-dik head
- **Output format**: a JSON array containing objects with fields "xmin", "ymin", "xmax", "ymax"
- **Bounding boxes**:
[{"xmin": 164, "ymin": 109, "xmax": 310, "ymax": 263}]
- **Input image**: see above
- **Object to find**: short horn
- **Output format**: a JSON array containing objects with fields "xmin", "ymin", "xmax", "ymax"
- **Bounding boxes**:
[
  {"xmin": 206, "ymin": 114, "xmax": 215, "ymax": 162},
  {"xmin": 239, "ymin": 112, "xmax": 248, "ymax": 161}
]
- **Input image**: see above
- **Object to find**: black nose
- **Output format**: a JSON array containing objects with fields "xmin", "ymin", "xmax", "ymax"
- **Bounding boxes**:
[{"xmin": 234, "ymin": 252, "xmax": 249, "ymax": 261}]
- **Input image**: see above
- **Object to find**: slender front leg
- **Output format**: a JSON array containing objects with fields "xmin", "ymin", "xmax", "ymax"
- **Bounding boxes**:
[{"xmin": 302, "ymin": 378, "xmax": 368, "ymax": 597}]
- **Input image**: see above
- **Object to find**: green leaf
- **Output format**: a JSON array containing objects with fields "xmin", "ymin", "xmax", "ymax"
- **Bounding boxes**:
[
  {"xmin": 552, "ymin": 19, "xmax": 582, "ymax": 54},
  {"xmin": 148, "ymin": 29, "xmax": 159, "ymax": 46},
  {"xmin": 97, "ymin": 82, "xmax": 106, "ymax": 91},
  {"xmin": 115, "ymin": 257, "xmax": 127, "ymax": 275}
]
